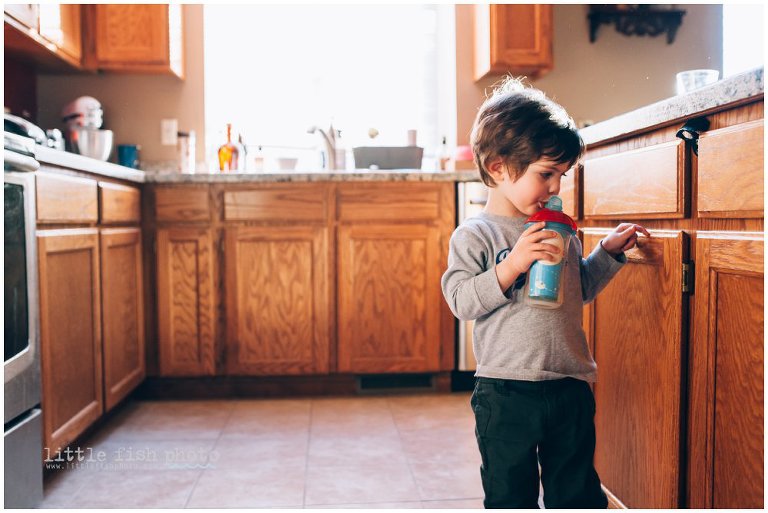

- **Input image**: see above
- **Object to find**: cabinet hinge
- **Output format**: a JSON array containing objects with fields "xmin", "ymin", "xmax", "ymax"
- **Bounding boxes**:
[{"xmin": 682, "ymin": 262, "xmax": 694, "ymax": 293}]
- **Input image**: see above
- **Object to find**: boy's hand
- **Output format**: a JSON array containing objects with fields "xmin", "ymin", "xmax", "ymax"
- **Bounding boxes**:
[
  {"xmin": 496, "ymin": 221, "xmax": 562, "ymax": 291},
  {"xmin": 600, "ymin": 223, "xmax": 651, "ymax": 256}
]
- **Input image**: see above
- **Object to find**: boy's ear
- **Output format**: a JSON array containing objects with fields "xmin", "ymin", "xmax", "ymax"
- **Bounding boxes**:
[{"xmin": 487, "ymin": 158, "xmax": 507, "ymax": 181}]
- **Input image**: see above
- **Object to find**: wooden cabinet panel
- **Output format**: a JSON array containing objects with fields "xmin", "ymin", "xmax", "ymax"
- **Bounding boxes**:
[
  {"xmin": 37, "ymin": 228, "xmax": 102, "ymax": 453},
  {"xmin": 224, "ymin": 185, "xmax": 328, "ymax": 222},
  {"xmin": 697, "ymin": 120, "xmax": 764, "ymax": 218},
  {"xmin": 36, "ymin": 171, "xmax": 98, "ymax": 224},
  {"xmin": 337, "ymin": 183, "xmax": 441, "ymax": 222},
  {"xmin": 155, "ymin": 187, "xmax": 210, "ymax": 222},
  {"xmin": 99, "ymin": 182, "xmax": 141, "ymax": 224},
  {"xmin": 4, "ymin": 4, "xmax": 38, "ymax": 30},
  {"xmin": 583, "ymin": 140, "xmax": 686, "ymax": 219},
  {"xmin": 100, "ymin": 228, "xmax": 145, "ymax": 411},
  {"xmin": 337, "ymin": 224, "xmax": 442, "ymax": 373},
  {"xmin": 156, "ymin": 228, "xmax": 215, "ymax": 376},
  {"xmin": 38, "ymin": 4, "xmax": 82, "ymax": 62},
  {"xmin": 583, "ymin": 228, "xmax": 686, "ymax": 508},
  {"xmin": 89, "ymin": 4, "xmax": 183, "ymax": 78},
  {"xmin": 688, "ymin": 232, "xmax": 763, "ymax": 508},
  {"xmin": 225, "ymin": 226, "xmax": 330, "ymax": 375},
  {"xmin": 474, "ymin": 4, "xmax": 553, "ymax": 81}
]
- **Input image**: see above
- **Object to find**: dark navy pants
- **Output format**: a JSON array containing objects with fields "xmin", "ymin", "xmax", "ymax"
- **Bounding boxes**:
[{"xmin": 471, "ymin": 376, "xmax": 608, "ymax": 509}]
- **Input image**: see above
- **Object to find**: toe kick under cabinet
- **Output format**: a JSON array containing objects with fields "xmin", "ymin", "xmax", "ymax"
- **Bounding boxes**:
[
  {"xmin": 35, "ymin": 171, "xmax": 144, "ymax": 455},
  {"xmin": 150, "ymin": 182, "xmax": 455, "ymax": 378},
  {"xmin": 579, "ymin": 98, "xmax": 763, "ymax": 508}
]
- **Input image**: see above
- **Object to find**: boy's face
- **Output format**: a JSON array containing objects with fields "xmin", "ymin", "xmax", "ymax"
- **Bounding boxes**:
[{"xmin": 488, "ymin": 157, "xmax": 571, "ymax": 217}]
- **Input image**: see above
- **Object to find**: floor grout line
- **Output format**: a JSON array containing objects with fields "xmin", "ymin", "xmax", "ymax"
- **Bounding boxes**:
[
  {"xmin": 388, "ymin": 395, "xmax": 424, "ymax": 503},
  {"xmin": 302, "ymin": 398, "xmax": 314, "ymax": 508},
  {"xmin": 181, "ymin": 402, "xmax": 236, "ymax": 508}
]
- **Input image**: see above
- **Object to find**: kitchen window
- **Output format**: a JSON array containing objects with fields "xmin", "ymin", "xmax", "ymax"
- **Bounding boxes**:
[
  {"xmin": 722, "ymin": 4, "xmax": 763, "ymax": 78},
  {"xmin": 203, "ymin": 4, "xmax": 455, "ymax": 170}
]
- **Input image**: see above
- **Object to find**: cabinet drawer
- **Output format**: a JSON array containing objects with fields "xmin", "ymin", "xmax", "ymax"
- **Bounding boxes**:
[
  {"xmin": 99, "ymin": 182, "xmax": 140, "ymax": 224},
  {"xmin": 583, "ymin": 140, "xmax": 686, "ymax": 219},
  {"xmin": 337, "ymin": 184, "xmax": 441, "ymax": 221},
  {"xmin": 155, "ymin": 187, "xmax": 210, "ymax": 222},
  {"xmin": 36, "ymin": 171, "xmax": 98, "ymax": 223},
  {"xmin": 224, "ymin": 185, "xmax": 328, "ymax": 222},
  {"xmin": 697, "ymin": 119, "xmax": 764, "ymax": 218}
]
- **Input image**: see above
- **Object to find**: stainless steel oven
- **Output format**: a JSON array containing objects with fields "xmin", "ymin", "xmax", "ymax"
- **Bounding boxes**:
[
  {"xmin": 456, "ymin": 181, "xmax": 488, "ymax": 372},
  {"xmin": 4, "ymin": 131, "xmax": 43, "ymax": 508}
]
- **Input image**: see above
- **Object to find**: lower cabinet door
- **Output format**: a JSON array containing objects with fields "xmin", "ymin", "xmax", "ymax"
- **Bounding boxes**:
[
  {"xmin": 582, "ymin": 229, "xmax": 687, "ymax": 508},
  {"xmin": 100, "ymin": 228, "xmax": 145, "ymax": 411},
  {"xmin": 688, "ymin": 232, "xmax": 764, "ymax": 508},
  {"xmin": 337, "ymin": 223, "xmax": 442, "ymax": 373},
  {"xmin": 156, "ymin": 228, "xmax": 216, "ymax": 376},
  {"xmin": 224, "ymin": 225, "xmax": 330, "ymax": 375},
  {"xmin": 37, "ymin": 228, "xmax": 103, "ymax": 454}
]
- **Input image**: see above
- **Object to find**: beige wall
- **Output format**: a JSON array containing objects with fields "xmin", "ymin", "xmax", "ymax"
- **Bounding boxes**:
[
  {"xmin": 35, "ymin": 4, "xmax": 723, "ymax": 163},
  {"xmin": 37, "ymin": 5, "xmax": 206, "ymax": 167},
  {"xmin": 455, "ymin": 4, "xmax": 724, "ymax": 145}
]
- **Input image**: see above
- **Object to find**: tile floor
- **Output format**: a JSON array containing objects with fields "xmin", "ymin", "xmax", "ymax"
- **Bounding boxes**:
[{"xmin": 40, "ymin": 392, "xmax": 493, "ymax": 509}]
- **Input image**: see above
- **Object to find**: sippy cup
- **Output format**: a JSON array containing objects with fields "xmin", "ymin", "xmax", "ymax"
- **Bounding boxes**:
[{"xmin": 523, "ymin": 196, "xmax": 578, "ymax": 309}]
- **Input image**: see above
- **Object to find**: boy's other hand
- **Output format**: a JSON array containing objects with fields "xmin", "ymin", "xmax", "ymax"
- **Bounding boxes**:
[{"xmin": 600, "ymin": 223, "xmax": 651, "ymax": 256}]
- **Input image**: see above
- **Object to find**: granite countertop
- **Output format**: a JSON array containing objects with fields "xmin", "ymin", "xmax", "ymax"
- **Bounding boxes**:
[
  {"xmin": 580, "ymin": 67, "xmax": 764, "ymax": 146},
  {"xmin": 33, "ymin": 145, "xmax": 480, "ymax": 183},
  {"xmin": 144, "ymin": 168, "xmax": 480, "ymax": 184}
]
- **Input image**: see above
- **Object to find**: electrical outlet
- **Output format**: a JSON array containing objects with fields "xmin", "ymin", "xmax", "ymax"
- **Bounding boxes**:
[{"xmin": 161, "ymin": 119, "xmax": 178, "ymax": 146}]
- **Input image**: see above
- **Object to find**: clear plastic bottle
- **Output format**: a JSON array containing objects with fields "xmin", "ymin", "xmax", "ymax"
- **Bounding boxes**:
[
  {"xmin": 523, "ymin": 196, "xmax": 578, "ymax": 309},
  {"xmin": 334, "ymin": 129, "xmax": 346, "ymax": 170}
]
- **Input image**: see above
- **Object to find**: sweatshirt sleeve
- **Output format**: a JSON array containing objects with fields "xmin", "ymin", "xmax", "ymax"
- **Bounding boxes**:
[
  {"xmin": 578, "ymin": 237, "xmax": 627, "ymax": 304},
  {"xmin": 441, "ymin": 225, "xmax": 515, "ymax": 321}
]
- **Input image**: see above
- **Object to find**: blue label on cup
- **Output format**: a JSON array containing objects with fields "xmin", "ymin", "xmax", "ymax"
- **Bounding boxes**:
[{"xmin": 524, "ymin": 226, "xmax": 568, "ymax": 303}]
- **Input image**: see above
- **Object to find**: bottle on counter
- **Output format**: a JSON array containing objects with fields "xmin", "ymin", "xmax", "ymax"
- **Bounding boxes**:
[
  {"xmin": 217, "ymin": 123, "xmax": 240, "ymax": 172},
  {"xmin": 438, "ymin": 136, "xmax": 451, "ymax": 171},
  {"xmin": 334, "ymin": 129, "xmax": 346, "ymax": 170},
  {"xmin": 238, "ymin": 133, "xmax": 249, "ymax": 172},
  {"xmin": 177, "ymin": 130, "xmax": 196, "ymax": 174}
]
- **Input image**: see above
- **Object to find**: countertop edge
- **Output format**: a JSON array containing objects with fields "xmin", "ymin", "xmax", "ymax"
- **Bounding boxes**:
[
  {"xmin": 34, "ymin": 145, "xmax": 146, "ymax": 183},
  {"xmin": 144, "ymin": 169, "xmax": 481, "ymax": 184},
  {"xmin": 580, "ymin": 67, "xmax": 764, "ymax": 146}
]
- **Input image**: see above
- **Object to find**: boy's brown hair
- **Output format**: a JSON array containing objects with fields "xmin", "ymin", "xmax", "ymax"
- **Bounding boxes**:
[{"xmin": 470, "ymin": 77, "xmax": 584, "ymax": 187}]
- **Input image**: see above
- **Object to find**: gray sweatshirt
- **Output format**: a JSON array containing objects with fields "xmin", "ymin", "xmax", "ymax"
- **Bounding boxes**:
[{"xmin": 441, "ymin": 211, "xmax": 626, "ymax": 382}]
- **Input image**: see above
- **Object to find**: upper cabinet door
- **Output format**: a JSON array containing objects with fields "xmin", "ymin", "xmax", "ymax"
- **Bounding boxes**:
[
  {"xmin": 688, "ymin": 232, "xmax": 764, "ymax": 508},
  {"xmin": 474, "ymin": 4, "xmax": 553, "ymax": 81},
  {"xmin": 4, "ymin": 4, "xmax": 39, "ymax": 30},
  {"xmin": 38, "ymin": 4, "xmax": 82, "ymax": 62},
  {"xmin": 88, "ymin": 4, "xmax": 184, "ymax": 78},
  {"xmin": 582, "ymin": 228, "xmax": 687, "ymax": 508}
]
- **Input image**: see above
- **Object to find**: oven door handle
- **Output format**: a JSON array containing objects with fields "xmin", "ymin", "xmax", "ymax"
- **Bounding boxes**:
[{"xmin": 4, "ymin": 152, "xmax": 39, "ymax": 173}]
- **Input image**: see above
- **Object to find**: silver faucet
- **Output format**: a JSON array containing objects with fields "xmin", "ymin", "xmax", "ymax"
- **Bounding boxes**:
[{"xmin": 307, "ymin": 125, "xmax": 335, "ymax": 170}]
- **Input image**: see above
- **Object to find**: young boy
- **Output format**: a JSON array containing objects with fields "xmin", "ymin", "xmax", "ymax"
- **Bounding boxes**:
[{"xmin": 441, "ymin": 78, "xmax": 649, "ymax": 509}]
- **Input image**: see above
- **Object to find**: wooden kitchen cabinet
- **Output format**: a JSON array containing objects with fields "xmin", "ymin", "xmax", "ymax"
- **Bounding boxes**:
[
  {"xmin": 5, "ymin": 3, "xmax": 82, "ymax": 72},
  {"xmin": 84, "ymin": 4, "xmax": 184, "ymax": 78},
  {"xmin": 100, "ymin": 228, "xmax": 145, "ymax": 412},
  {"xmin": 582, "ymin": 229, "xmax": 687, "ymax": 509},
  {"xmin": 37, "ymin": 228, "xmax": 103, "ymax": 454},
  {"xmin": 156, "ymin": 227, "xmax": 216, "ymax": 376},
  {"xmin": 337, "ymin": 223, "xmax": 443, "ymax": 373},
  {"xmin": 580, "ymin": 96, "xmax": 764, "ymax": 508},
  {"xmin": 224, "ymin": 226, "xmax": 330, "ymax": 375},
  {"xmin": 4, "ymin": 4, "xmax": 38, "ymax": 31},
  {"xmin": 473, "ymin": 4, "xmax": 553, "ymax": 81},
  {"xmin": 38, "ymin": 4, "xmax": 82, "ymax": 63},
  {"xmin": 687, "ymin": 232, "xmax": 764, "ymax": 508}
]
